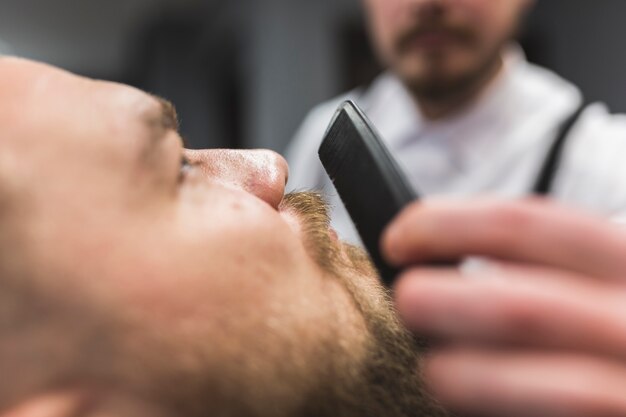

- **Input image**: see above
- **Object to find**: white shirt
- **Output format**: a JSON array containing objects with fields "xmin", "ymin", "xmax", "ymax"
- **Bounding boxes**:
[{"xmin": 286, "ymin": 47, "xmax": 626, "ymax": 243}]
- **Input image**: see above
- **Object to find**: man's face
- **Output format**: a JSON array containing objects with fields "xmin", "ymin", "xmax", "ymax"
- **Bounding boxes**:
[
  {"xmin": 0, "ymin": 58, "xmax": 446, "ymax": 417},
  {"xmin": 363, "ymin": 0, "xmax": 532, "ymax": 99}
]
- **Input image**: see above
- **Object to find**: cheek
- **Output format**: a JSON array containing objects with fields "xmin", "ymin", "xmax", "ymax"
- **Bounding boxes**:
[
  {"xmin": 473, "ymin": 1, "xmax": 520, "ymax": 43},
  {"xmin": 366, "ymin": 0, "xmax": 401, "ymax": 51},
  {"xmin": 369, "ymin": 0, "xmax": 397, "ymax": 25},
  {"xmin": 107, "ymin": 204, "xmax": 310, "ymax": 329},
  {"xmin": 158, "ymin": 187, "xmax": 311, "ymax": 305}
]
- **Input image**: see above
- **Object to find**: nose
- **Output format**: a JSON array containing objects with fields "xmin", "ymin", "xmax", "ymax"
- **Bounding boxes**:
[
  {"xmin": 188, "ymin": 149, "xmax": 289, "ymax": 209},
  {"xmin": 407, "ymin": 0, "xmax": 448, "ymax": 16}
]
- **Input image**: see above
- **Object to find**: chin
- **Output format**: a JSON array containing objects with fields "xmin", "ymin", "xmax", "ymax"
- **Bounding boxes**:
[{"xmin": 398, "ymin": 52, "xmax": 491, "ymax": 99}]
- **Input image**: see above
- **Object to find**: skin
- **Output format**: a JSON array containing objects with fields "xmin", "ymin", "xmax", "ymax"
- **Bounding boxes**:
[
  {"xmin": 383, "ymin": 198, "xmax": 626, "ymax": 417},
  {"xmin": 363, "ymin": 0, "xmax": 533, "ymax": 119},
  {"xmin": 0, "ymin": 57, "xmax": 445, "ymax": 417}
]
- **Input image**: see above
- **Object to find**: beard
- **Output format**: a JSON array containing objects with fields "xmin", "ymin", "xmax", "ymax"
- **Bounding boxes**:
[
  {"xmin": 402, "ymin": 48, "xmax": 503, "ymax": 103},
  {"xmin": 391, "ymin": 16, "xmax": 515, "ymax": 104},
  {"xmin": 278, "ymin": 192, "xmax": 448, "ymax": 417}
]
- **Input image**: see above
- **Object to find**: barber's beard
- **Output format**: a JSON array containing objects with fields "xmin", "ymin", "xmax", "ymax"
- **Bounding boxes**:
[
  {"xmin": 404, "ymin": 48, "xmax": 503, "ymax": 105},
  {"xmin": 393, "ymin": 19, "xmax": 510, "ymax": 106},
  {"xmin": 279, "ymin": 192, "xmax": 449, "ymax": 417}
]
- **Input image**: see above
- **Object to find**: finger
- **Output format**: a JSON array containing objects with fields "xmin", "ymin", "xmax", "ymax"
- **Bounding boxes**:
[
  {"xmin": 394, "ymin": 267, "xmax": 626, "ymax": 357},
  {"xmin": 425, "ymin": 348, "xmax": 626, "ymax": 417},
  {"xmin": 382, "ymin": 198, "xmax": 626, "ymax": 279}
]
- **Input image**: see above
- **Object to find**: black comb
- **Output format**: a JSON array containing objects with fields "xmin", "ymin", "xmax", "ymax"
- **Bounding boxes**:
[{"xmin": 318, "ymin": 100, "xmax": 417, "ymax": 287}]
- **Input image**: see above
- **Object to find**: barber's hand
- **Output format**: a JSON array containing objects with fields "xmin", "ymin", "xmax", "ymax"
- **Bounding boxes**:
[{"xmin": 382, "ymin": 198, "xmax": 626, "ymax": 417}]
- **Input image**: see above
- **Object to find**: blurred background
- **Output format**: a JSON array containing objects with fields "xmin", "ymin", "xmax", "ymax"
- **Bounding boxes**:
[{"xmin": 1, "ymin": 0, "xmax": 624, "ymax": 152}]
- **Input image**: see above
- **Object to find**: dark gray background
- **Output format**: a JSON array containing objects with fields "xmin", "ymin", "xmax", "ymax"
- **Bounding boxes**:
[{"xmin": 1, "ymin": 0, "xmax": 624, "ymax": 152}]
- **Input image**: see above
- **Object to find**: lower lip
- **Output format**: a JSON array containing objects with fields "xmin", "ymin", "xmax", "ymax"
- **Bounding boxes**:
[{"xmin": 410, "ymin": 32, "xmax": 454, "ymax": 49}]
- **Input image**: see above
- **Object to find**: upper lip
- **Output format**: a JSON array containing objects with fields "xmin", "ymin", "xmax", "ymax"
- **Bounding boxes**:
[{"xmin": 412, "ymin": 28, "xmax": 454, "ymax": 41}]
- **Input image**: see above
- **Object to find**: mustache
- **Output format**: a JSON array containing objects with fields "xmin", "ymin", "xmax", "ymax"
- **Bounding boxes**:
[
  {"xmin": 279, "ymin": 191, "xmax": 342, "ymax": 273},
  {"xmin": 279, "ymin": 192, "xmax": 374, "ymax": 276},
  {"xmin": 395, "ymin": 20, "xmax": 477, "ymax": 52}
]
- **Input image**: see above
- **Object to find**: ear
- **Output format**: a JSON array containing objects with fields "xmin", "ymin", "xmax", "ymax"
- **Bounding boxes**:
[{"xmin": 0, "ymin": 391, "xmax": 88, "ymax": 417}]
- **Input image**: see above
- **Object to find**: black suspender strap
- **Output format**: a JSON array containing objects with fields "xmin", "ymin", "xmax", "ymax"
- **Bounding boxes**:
[{"xmin": 532, "ymin": 102, "xmax": 587, "ymax": 196}]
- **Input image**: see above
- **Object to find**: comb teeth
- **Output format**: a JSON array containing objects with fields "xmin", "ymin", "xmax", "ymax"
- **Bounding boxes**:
[{"xmin": 319, "ymin": 101, "xmax": 417, "ymax": 287}]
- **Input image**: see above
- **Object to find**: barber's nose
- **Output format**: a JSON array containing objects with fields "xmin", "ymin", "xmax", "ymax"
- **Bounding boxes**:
[
  {"xmin": 188, "ymin": 149, "xmax": 289, "ymax": 209},
  {"xmin": 408, "ymin": 0, "xmax": 448, "ymax": 15}
]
